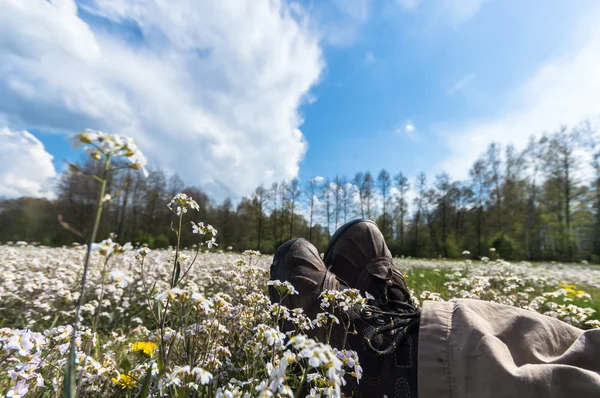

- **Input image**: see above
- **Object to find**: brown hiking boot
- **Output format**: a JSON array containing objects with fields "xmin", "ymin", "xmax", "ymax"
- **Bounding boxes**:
[
  {"xmin": 324, "ymin": 219, "xmax": 420, "ymax": 398},
  {"xmin": 269, "ymin": 238, "xmax": 345, "ymax": 341}
]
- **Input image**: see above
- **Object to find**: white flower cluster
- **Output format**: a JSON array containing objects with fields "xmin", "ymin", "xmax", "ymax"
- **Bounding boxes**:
[
  {"xmin": 71, "ymin": 129, "xmax": 148, "ymax": 177},
  {"xmin": 192, "ymin": 221, "xmax": 218, "ymax": 248},
  {"xmin": 167, "ymin": 193, "xmax": 199, "ymax": 216},
  {"xmin": 1, "ymin": 244, "xmax": 598, "ymax": 396}
]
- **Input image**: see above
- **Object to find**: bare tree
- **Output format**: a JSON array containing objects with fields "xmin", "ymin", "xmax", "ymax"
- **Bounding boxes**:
[
  {"xmin": 270, "ymin": 182, "xmax": 279, "ymax": 243},
  {"xmin": 377, "ymin": 169, "xmax": 391, "ymax": 239},
  {"xmin": 394, "ymin": 172, "xmax": 410, "ymax": 252},
  {"xmin": 486, "ymin": 143, "xmax": 504, "ymax": 233},
  {"xmin": 413, "ymin": 172, "xmax": 427, "ymax": 255},
  {"xmin": 253, "ymin": 185, "xmax": 268, "ymax": 251},
  {"xmin": 322, "ymin": 178, "xmax": 332, "ymax": 235},
  {"xmin": 522, "ymin": 136, "xmax": 546, "ymax": 260},
  {"xmin": 352, "ymin": 172, "xmax": 366, "ymax": 218},
  {"xmin": 333, "ymin": 176, "xmax": 343, "ymax": 230},
  {"xmin": 470, "ymin": 158, "xmax": 489, "ymax": 256},
  {"xmin": 287, "ymin": 178, "xmax": 302, "ymax": 239},
  {"xmin": 435, "ymin": 173, "xmax": 451, "ymax": 258},
  {"xmin": 305, "ymin": 177, "xmax": 320, "ymax": 243},
  {"xmin": 545, "ymin": 126, "xmax": 582, "ymax": 260},
  {"xmin": 364, "ymin": 172, "xmax": 375, "ymax": 219},
  {"xmin": 341, "ymin": 177, "xmax": 351, "ymax": 223},
  {"xmin": 278, "ymin": 181, "xmax": 288, "ymax": 245}
]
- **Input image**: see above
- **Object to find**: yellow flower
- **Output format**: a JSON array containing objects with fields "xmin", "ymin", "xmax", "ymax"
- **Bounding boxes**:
[
  {"xmin": 112, "ymin": 373, "xmax": 136, "ymax": 389},
  {"xmin": 560, "ymin": 284, "xmax": 578, "ymax": 295},
  {"xmin": 131, "ymin": 341, "xmax": 157, "ymax": 356},
  {"xmin": 560, "ymin": 284, "xmax": 577, "ymax": 290}
]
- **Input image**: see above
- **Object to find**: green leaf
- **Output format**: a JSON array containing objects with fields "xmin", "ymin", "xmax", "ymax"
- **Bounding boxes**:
[
  {"xmin": 63, "ymin": 343, "xmax": 77, "ymax": 398},
  {"xmin": 139, "ymin": 364, "xmax": 154, "ymax": 398},
  {"xmin": 119, "ymin": 357, "xmax": 132, "ymax": 373},
  {"xmin": 157, "ymin": 355, "xmax": 164, "ymax": 373},
  {"xmin": 174, "ymin": 260, "xmax": 181, "ymax": 286}
]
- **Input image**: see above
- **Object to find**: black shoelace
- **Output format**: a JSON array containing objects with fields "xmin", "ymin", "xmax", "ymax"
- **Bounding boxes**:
[{"xmin": 362, "ymin": 306, "xmax": 420, "ymax": 356}]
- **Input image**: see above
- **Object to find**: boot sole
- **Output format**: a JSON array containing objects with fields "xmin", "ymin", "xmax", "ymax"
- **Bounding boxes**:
[
  {"xmin": 269, "ymin": 238, "xmax": 303, "ymax": 307},
  {"xmin": 323, "ymin": 219, "xmax": 375, "ymax": 266}
]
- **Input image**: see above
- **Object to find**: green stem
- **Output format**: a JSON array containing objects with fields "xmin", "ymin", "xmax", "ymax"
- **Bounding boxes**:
[
  {"xmin": 171, "ymin": 212, "xmax": 184, "ymax": 288},
  {"xmin": 91, "ymin": 257, "xmax": 110, "ymax": 342},
  {"xmin": 64, "ymin": 155, "xmax": 111, "ymax": 398},
  {"xmin": 294, "ymin": 365, "xmax": 307, "ymax": 398}
]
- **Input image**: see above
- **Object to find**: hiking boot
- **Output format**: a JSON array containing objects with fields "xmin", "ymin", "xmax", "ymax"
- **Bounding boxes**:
[
  {"xmin": 269, "ymin": 238, "xmax": 345, "ymax": 341},
  {"xmin": 324, "ymin": 219, "xmax": 420, "ymax": 398},
  {"xmin": 324, "ymin": 219, "xmax": 415, "ymax": 312}
]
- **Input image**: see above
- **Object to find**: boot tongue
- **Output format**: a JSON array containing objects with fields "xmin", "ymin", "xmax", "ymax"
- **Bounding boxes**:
[
  {"xmin": 365, "ymin": 257, "xmax": 394, "ymax": 280},
  {"xmin": 356, "ymin": 257, "xmax": 394, "ymax": 306},
  {"xmin": 359, "ymin": 258, "xmax": 413, "ymax": 313}
]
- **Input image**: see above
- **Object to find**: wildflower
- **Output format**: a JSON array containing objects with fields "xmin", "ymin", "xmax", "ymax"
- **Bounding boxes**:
[
  {"xmin": 110, "ymin": 270, "xmax": 133, "ymax": 288},
  {"xmin": 6, "ymin": 380, "xmax": 29, "ymax": 398},
  {"xmin": 131, "ymin": 341, "xmax": 157, "ymax": 356},
  {"xmin": 267, "ymin": 280, "xmax": 299, "ymax": 297},
  {"xmin": 135, "ymin": 246, "xmax": 151, "ymax": 260},
  {"xmin": 112, "ymin": 373, "xmax": 136, "ymax": 389},
  {"xmin": 585, "ymin": 319, "xmax": 600, "ymax": 329},
  {"xmin": 192, "ymin": 367, "xmax": 213, "ymax": 385},
  {"xmin": 192, "ymin": 221, "xmax": 206, "ymax": 235},
  {"xmin": 206, "ymin": 224, "xmax": 218, "ymax": 236},
  {"xmin": 168, "ymin": 193, "xmax": 199, "ymax": 216},
  {"xmin": 206, "ymin": 237, "xmax": 218, "ymax": 249},
  {"xmin": 70, "ymin": 130, "xmax": 148, "ymax": 177}
]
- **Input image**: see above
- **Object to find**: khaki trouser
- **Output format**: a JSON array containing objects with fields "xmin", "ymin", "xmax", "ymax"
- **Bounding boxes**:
[{"xmin": 418, "ymin": 299, "xmax": 600, "ymax": 398}]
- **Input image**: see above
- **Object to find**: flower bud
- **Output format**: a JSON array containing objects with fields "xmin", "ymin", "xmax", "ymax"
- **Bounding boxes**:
[{"xmin": 79, "ymin": 134, "xmax": 92, "ymax": 144}]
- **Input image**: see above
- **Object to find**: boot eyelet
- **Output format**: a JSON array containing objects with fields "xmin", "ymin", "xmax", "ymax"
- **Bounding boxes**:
[{"xmin": 360, "ymin": 308, "xmax": 372, "ymax": 318}]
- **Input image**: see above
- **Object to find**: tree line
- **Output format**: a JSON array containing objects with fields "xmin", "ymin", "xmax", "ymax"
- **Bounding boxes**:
[{"xmin": 2, "ymin": 121, "xmax": 600, "ymax": 262}]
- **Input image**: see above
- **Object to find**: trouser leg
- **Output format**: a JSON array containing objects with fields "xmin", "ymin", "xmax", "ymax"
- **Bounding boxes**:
[{"xmin": 418, "ymin": 299, "xmax": 600, "ymax": 398}]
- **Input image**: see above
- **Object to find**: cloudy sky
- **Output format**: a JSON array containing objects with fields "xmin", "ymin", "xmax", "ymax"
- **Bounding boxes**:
[{"xmin": 2, "ymin": 0, "xmax": 600, "ymax": 200}]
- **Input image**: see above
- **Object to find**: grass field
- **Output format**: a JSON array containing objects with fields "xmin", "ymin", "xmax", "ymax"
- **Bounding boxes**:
[{"xmin": 1, "ymin": 245, "xmax": 599, "ymax": 396}]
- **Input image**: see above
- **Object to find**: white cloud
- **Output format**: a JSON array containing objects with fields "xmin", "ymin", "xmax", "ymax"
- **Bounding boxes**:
[
  {"xmin": 0, "ymin": 128, "xmax": 57, "ymax": 199},
  {"xmin": 440, "ymin": 0, "xmax": 488, "ymax": 25},
  {"xmin": 0, "ymin": 0, "xmax": 323, "ymax": 200},
  {"xmin": 309, "ymin": 0, "xmax": 372, "ymax": 46},
  {"xmin": 447, "ymin": 73, "xmax": 475, "ymax": 95},
  {"xmin": 334, "ymin": 0, "xmax": 370, "ymax": 23},
  {"xmin": 397, "ymin": 0, "xmax": 487, "ymax": 25},
  {"xmin": 396, "ymin": 123, "xmax": 417, "ymax": 141},
  {"xmin": 438, "ymin": 22, "xmax": 600, "ymax": 181}
]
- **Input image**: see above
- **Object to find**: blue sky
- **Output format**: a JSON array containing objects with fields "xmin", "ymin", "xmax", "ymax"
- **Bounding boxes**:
[
  {"xmin": 298, "ymin": 0, "xmax": 596, "ymax": 181},
  {"xmin": 1, "ymin": 0, "xmax": 600, "ymax": 200}
]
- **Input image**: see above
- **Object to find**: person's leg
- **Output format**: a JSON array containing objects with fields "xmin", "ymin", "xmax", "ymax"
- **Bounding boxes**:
[
  {"xmin": 323, "ymin": 219, "xmax": 421, "ymax": 398},
  {"xmin": 269, "ymin": 237, "xmax": 345, "ymax": 341},
  {"xmin": 419, "ymin": 298, "xmax": 600, "ymax": 398},
  {"xmin": 271, "ymin": 221, "xmax": 600, "ymax": 398},
  {"xmin": 269, "ymin": 232, "xmax": 421, "ymax": 398},
  {"xmin": 324, "ymin": 219, "xmax": 600, "ymax": 398}
]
